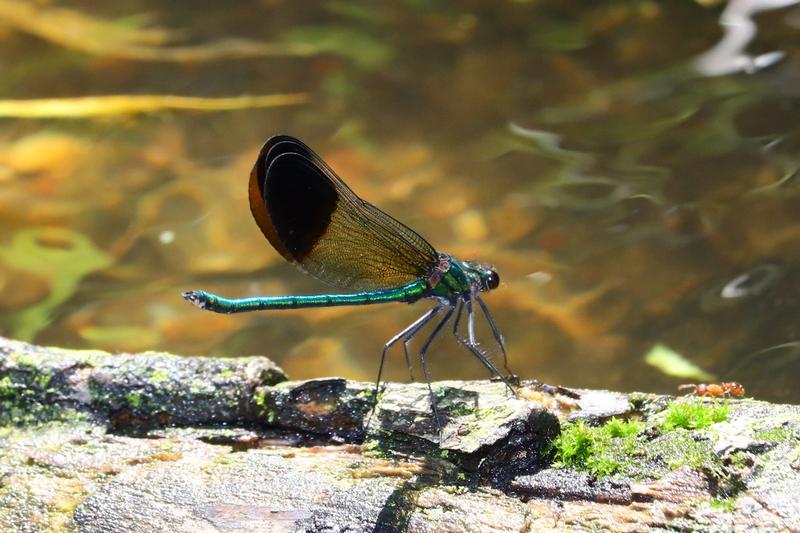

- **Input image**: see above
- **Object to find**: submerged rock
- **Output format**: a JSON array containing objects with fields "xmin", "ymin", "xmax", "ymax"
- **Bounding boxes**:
[{"xmin": 1, "ymin": 336, "xmax": 799, "ymax": 532}]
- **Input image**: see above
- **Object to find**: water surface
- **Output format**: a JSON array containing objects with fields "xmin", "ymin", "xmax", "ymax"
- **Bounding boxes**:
[{"xmin": 1, "ymin": 0, "xmax": 799, "ymax": 402}]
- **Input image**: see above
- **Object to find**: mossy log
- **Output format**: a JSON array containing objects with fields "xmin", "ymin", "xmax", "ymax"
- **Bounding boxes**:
[{"xmin": 1, "ymin": 336, "xmax": 798, "ymax": 532}]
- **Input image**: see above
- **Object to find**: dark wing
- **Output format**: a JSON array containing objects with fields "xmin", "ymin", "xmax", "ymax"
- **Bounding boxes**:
[{"xmin": 248, "ymin": 135, "xmax": 439, "ymax": 291}]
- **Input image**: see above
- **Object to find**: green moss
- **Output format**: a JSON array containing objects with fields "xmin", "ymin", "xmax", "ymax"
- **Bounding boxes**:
[
  {"xmin": 149, "ymin": 368, "xmax": 170, "ymax": 383},
  {"xmin": 126, "ymin": 392, "xmax": 143, "ymax": 408},
  {"xmin": 551, "ymin": 421, "xmax": 595, "ymax": 470},
  {"xmin": 754, "ymin": 424, "xmax": 795, "ymax": 442},
  {"xmin": 605, "ymin": 417, "xmax": 644, "ymax": 438},
  {"xmin": 87, "ymin": 377, "xmax": 110, "ymax": 405},
  {"xmin": 0, "ymin": 375, "xmax": 15, "ymax": 398},
  {"xmin": 726, "ymin": 451, "xmax": 750, "ymax": 469},
  {"xmin": 254, "ymin": 389, "xmax": 268, "ymax": 408},
  {"xmin": 446, "ymin": 402, "xmax": 476, "ymax": 418},
  {"xmin": 189, "ymin": 379, "xmax": 211, "ymax": 394},
  {"xmin": 711, "ymin": 496, "xmax": 737, "ymax": 511},
  {"xmin": 551, "ymin": 424, "xmax": 724, "ymax": 482},
  {"xmin": 0, "ymin": 365, "xmax": 88, "ymax": 426},
  {"xmin": 217, "ymin": 369, "xmax": 235, "ymax": 380},
  {"xmin": 35, "ymin": 373, "xmax": 51, "ymax": 389},
  {"xmin": 547, "ymin": 413, "xmax": 728, "ymax": 480},
  {"xmin": 651, "ymin": 430, "xmax": 721, "ymax": 475},
  {"xmin": 357, "ymin": 387, "xmax": 377, "ymax": 401},
  {"xmin": 212, "ymin": 453, "xmax": 241, "ymax": 467},
  {"xmin": 253, "ymin": 389, "xmax": 277, "ymax": 424},
  {"xmin": 361, "ymin": 440, "xmax": 378, "ymax": 452},
  {"xmin": 550, "ymin": 418, "xmax": 644, "ymax": 477},
  {"xmin": 660, "ymin": 400, "xmax": 728, "ymax": 432}
]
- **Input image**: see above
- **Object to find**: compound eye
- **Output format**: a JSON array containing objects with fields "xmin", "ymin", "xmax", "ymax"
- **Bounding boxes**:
[{"xmin": 486, "ymin": 270, "xmax": 500, "ymax": 290}]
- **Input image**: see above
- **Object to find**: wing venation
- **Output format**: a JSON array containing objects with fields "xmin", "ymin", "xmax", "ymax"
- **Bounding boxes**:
[{"xmin": 248, "ymin": 136, "xmax": 439, "ymax": 291}]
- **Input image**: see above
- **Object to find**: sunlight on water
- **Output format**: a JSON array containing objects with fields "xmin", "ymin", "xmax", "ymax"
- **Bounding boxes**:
[{"xmin": 0, "ymin": 0, "xmax": 799, "ymax": 402}]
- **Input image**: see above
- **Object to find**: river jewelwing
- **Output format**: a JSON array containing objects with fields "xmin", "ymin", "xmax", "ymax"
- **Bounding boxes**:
[{"xmin": 183, "ymin": 135, "xmax": 517, "ymax": 426}]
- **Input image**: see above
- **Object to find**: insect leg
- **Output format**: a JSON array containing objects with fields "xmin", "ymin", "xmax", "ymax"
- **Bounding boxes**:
[
  {"xmin": 399, "ymin": 306, "xmax": 442, "ymax": 381},
  {"xmin": 467, "ymin": 296, "xmax": 477, "ymax": 344},
  {"xmin": 454, "ymin": 297, "xmax": 518, "ymax": 396},
  {"xmin": 417, "ymin": 304, "xmax": 456, "ymax": 433},
  {"xmin": 474, "ymin": 293, "xmax": 513, "ymax": 377},
  {"xmin": 451, "ymin": 298, "xmax": 465, "ymax": 337},
  {"xmin": 368, "ymin": 306, "xmax": 442, "ymax": 428}
]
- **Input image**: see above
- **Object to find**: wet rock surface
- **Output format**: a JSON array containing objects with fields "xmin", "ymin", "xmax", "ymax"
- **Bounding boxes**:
[
  {"xmin": 0, "ymin": 336, "xmax": 285, "ymax": 427},
  {"xmin": 1, "ymin": 336, "xmax": 799, "ymax": 532},
  {"xmin": 510, "ymin": 468, "xmax": 633, "ymax": 504}
]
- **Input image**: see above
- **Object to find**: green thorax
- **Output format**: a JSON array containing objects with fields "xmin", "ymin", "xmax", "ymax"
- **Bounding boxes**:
[{"xmin": 426, "ymin": 253, "xmax": 499, "ymax": 300}]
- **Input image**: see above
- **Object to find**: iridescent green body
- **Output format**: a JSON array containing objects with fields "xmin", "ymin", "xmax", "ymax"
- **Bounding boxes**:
[
  {"xmin": 189, "ymin": 256, "xmax": 489, "ymax": 313},
  {"xmin": 191, "ymin": 279, "xmax": 427, "ymax": 312}
]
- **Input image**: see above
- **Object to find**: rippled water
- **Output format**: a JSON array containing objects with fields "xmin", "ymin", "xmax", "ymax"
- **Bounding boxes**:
[{"xmin": 1, "ymin": 0, "xmax": 799, "ymax": 402}]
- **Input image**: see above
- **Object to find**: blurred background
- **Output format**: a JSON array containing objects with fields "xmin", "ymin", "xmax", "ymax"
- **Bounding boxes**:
[{"xmin": 0, "ymin": 0, "xmax": 799, "ymax": 402}]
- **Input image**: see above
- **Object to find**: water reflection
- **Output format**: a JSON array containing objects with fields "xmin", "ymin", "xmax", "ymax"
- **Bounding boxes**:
[
  {"xmin": 695, "ymin": 0, "xmax": 799, "ymax": 76},
  {"xmin": 0, "ymin": 1, "xmax": 798, "ymax": 402},
  {"xmin": 700, "ymin": 263, "xmax": 782, "ymax": 310}
]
